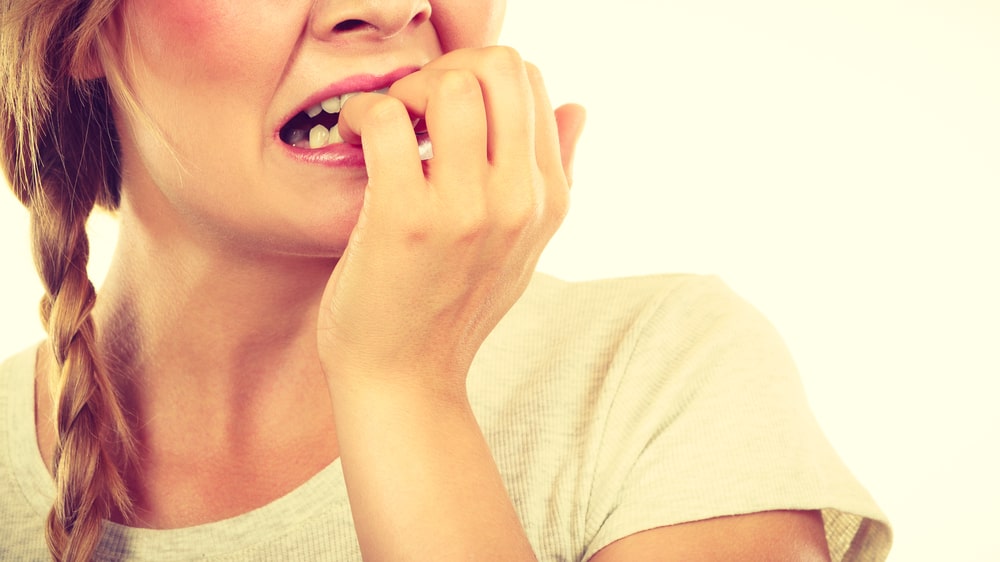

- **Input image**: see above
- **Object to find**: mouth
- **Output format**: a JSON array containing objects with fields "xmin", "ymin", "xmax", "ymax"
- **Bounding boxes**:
[
  {"xmin": 278, "ymin": 67, "xmax": 423, "ymax": 152},
  {"xmin": 278, "ymin": 87, "xmax": 390, "ymax": 149}
]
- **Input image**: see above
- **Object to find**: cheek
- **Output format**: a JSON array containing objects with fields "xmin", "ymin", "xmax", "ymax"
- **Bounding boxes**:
[
  {"xmin": 123, "ymin": 0, "xmax": 293, "ymax": 83},
  {"xmin": 430, "ymin": 0, "xmax": 506, "ymax": 51},
  {"xmin": 116, "ymin": 2, "xmax": 301, "ymax": 221},
  {"xmin": 128, "ymin": 0, "xmax": 226, "ymax": 64},
  {"xmin": 119, "ymin": 0, "xmax": 302, "ymax": 160}
]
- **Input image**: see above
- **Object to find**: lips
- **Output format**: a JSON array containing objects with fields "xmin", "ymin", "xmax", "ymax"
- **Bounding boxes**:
[{"xmin": 276, "ymin": 67, "xmax": 419, "ymax": 150}]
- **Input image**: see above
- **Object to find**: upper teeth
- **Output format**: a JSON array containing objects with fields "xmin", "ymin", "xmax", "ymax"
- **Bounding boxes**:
[
  {"xmin": 303, "ymin": 88, "xmax": 387, "ymax": 126},
  {"xmin": 288, "ymin": 87, "xmax": 390, "ymax": 149},
  {"xmin": 320, "ymin": 97, "xmax": 341, "ymax": 114}
]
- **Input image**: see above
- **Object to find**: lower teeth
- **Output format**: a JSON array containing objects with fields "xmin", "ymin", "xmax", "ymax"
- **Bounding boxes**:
[
  {"xmin": 310, "ymin": 124, "xmax": 343, "ymax": 148},
  {"xmin": 284, "ymin": 124, "xmax": 344, "ymax": 149}
]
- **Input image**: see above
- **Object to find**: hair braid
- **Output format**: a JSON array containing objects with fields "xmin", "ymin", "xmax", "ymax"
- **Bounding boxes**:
[
  {"xmin": 2, "ymin": 1, "xmax": 136, "ymax": 560},
  {"xmin": 36, "ymin": 190, "xmax": 135, "ymax": 560}
]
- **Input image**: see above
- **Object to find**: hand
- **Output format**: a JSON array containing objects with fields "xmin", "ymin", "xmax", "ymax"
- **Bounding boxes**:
[{"xmin": 317, "ymin": 46, "xmax": 585, "ymax": 395}]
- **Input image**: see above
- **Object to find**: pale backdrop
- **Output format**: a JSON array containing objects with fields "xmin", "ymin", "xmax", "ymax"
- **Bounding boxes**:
[{"xmin": 1, "ymin": 1, "xmax": 998, "ymax": 560}]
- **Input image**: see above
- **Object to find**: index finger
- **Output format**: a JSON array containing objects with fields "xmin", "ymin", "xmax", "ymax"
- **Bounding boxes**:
[{"xmin": 336, "ymin": 94, "xmax": 425, "ymax": 195}]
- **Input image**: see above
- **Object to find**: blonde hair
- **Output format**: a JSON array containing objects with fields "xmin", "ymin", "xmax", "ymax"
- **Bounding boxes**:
[{"xmin": 1, "ymin": 0, "xmax": 138, "ymax": 560}]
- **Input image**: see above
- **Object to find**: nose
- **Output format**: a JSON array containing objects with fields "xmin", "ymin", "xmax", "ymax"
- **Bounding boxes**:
[{"xmin": 310, "ymin": 0, "xmax": 432, "ymax": 41}]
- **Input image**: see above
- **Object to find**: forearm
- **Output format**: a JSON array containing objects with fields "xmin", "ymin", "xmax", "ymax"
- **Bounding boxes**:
[
  {"xmin": 328, "ymin": 377, "xmax": 537, "ymax": 562},
  {"xmin": 314, "ymin": 46, "xmax": 581, "ymax": 561}
]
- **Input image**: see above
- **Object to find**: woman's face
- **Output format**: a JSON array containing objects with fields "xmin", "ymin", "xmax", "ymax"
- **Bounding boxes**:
[{"xmin": 113, "ymin": 0, "xmax": 505, "ymax": 257}]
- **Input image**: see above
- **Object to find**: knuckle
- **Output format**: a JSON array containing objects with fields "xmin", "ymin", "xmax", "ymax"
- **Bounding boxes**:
[
  {"xmin": 500, "ymin": 198, "xmax": 541, "ymax": 236},
  {"xmin": 524, "ymin": 62, "xmax": 544, "ymax": 83},
  {"xmin": 367, "ymin": 97, "xmax": 408, "ymax": 126},
  {"xmin": 399, "ymin": 214, "xmax": 433, "ymax": 244},
  {"xmin": 483, "ymin": 45, "xmax": 524, "ymax": 75},
  {"xmin": 435, "ymin": 69, "xmax": 481, "ymax": 100},
  {"xmin": 452, "ymin": 204, "xmax": 490, "ymax": 240},
  {"xmin": 498, "ymin": 191, "xmax": 542, "ymax": 235}
]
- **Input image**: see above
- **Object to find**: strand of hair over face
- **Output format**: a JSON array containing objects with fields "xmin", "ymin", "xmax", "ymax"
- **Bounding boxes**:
[{"xmin": 1, "ymin": 0, "xmax": 137, "ymax": 560}]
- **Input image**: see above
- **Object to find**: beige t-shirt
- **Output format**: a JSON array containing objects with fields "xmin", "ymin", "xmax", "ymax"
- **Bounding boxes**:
[{"xmin": 0, "ymin": 273, "xmax": 891, "ymax": 561}]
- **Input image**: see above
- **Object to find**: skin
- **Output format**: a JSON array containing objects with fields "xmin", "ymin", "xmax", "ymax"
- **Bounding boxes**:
[{"xmin": 34, "ymin": 0, "xmax": 831, "ymax": 559}]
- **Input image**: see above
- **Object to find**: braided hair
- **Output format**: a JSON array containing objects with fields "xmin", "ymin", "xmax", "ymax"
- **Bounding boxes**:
[{"xmin": 1, "ymin": 1, "xmax": 138, "ymax": 559}]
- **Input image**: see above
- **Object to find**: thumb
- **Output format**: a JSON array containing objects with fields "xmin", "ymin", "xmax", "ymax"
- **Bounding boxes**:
[{"xmin": 554, "ymin": 103, "xmax": 587, "ymax": 187}]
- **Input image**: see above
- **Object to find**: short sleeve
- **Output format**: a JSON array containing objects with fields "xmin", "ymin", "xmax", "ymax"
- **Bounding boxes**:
[{"xmin": 582, "ymin": 276, "xmax": 891, "ymax": 561}]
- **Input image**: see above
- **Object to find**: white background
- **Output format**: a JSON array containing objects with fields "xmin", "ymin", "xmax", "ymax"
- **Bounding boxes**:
[{"xmin": 2, "ymin": 1, "xmax": 998, "ymax": 560}]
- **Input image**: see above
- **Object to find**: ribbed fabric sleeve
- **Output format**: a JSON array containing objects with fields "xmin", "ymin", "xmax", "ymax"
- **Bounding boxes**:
[
  {"xmin": 0, "ymin": 273, "xmax": 891, "ymax": 561},
  {"xmin": 568, "ymin": 275, "xmax": 891, "ymax": 560}
]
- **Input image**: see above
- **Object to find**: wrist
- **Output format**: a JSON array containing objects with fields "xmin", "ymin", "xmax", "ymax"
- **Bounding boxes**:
[{"xmin": 324, "ymin": 362, "xmax": 472, "ymax": 412}]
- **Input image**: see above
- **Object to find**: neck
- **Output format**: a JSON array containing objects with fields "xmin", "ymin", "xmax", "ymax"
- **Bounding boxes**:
[
  {"xmin": 97, "ymin": 207, "xmax": 336, "ymax": 390},
  {"xmin": 93, "ymin": 201, "xmax": 340, "ymax": 496},
  {"xmin": 79, "ymin": 202, "xmax": 344, "ymax": 527}
]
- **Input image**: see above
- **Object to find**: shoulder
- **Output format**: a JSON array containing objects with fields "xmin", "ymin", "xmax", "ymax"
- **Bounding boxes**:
[
  {"xmin": 494, "ymin": 271, "xmax": 785, "ymax": 387},
  {"xmin": 477, "ymin": 270, "xmax": 786, "ymax": 408},
  {"xmin": 498, "ymin": 274, "xmax": 892, "ymax": 562},
  {"xmin": 0, "ymin": 345, "xmax": 38, "ymax": 395},
  {"xmin": 474, "ymin": 271, "xmax": 747, "ymax": 411},
  {"xmin": 0, "ymin": 346, "xmax": 51, "ymax": 559},
  {"xmin": 501, "ymin": 271, "xmax": 752, "ymax": 348},
  {"xmin": 515, "ymin": 270, "xmax": 735, "ymax": 314}
]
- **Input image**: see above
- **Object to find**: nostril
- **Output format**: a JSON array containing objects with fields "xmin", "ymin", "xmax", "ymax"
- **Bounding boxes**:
[
  {"xmin": 333, "ymin": 19, "xmax": 369, "ymax": 32},
  {"xmin": 410, "ymin": 11, "xmax": 429, "ymax": 27}
]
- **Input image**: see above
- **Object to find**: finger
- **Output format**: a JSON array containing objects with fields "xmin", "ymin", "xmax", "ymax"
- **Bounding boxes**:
[
  {"xmin": 337, "ymin": 93, "xmax": 425, "ymax": 207},
  {"xmin": 553, "ymin": 103, "xmax": 587, "ymax": 188},
  {"xmin": 419, "ymin": 46, "xmax": 535, "ymax": 165},
  {"xmin": 523, "ymin": 63, "xmax": 563, "ymax": 179},
  {"xmin": 387, "ymin": 68, "xmax": 489, "ymax": 191}
]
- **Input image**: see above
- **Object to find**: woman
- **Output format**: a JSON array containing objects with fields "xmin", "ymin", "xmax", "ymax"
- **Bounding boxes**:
[{"xmin": 0, "ymin": 0, "xmax": 891, "ymax": 560}]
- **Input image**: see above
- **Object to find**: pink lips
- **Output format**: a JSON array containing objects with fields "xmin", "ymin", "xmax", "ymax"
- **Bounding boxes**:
[
  {"xmin": 276, "ymin": 66, "xmax": 420, "ymax": 168},
  {"xmin": 283, "ymin": 142, "xmax": 368, "ymax": 168}
]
